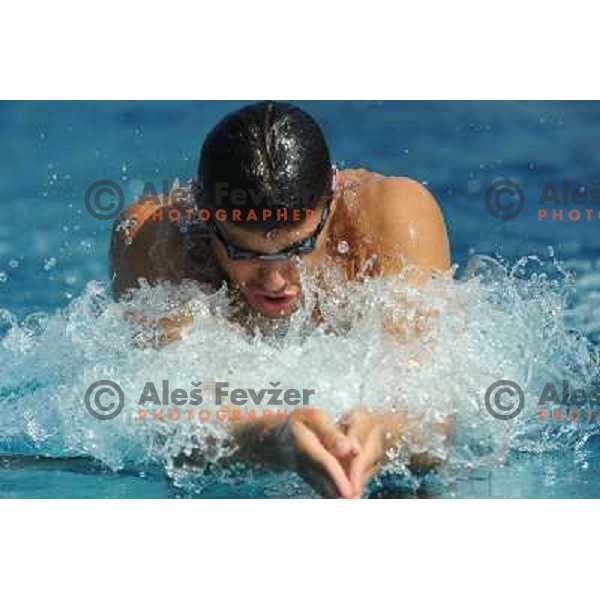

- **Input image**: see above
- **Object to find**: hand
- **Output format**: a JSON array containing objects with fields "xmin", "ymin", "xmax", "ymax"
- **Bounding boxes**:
[
  {"xmin": 339, "ymin": 408, "xmax": 406, "ymax": 499},
  {"xmin": 271, "ymin": 409, "xmax": 361, "ymax": 499}
]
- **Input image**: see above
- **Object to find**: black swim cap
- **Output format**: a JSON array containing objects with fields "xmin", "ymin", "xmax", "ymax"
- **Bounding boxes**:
[{"xmin": 198, "ymin": 101, "xmax": 333, "ymax": 231}]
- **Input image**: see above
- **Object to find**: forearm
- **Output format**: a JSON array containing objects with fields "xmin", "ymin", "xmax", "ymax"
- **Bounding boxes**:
[{"xmin": 223, "ymin": 406, "xmax": 300, "ymax": 468}]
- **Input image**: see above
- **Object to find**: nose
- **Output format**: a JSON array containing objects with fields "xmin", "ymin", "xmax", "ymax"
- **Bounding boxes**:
[{"xmin": 257, "ymin": 262, "xmax": 290, "ymax": 293}]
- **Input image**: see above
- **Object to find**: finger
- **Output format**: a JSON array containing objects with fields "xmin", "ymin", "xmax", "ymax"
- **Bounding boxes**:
[
  {"xmin": 348, "ymin": 430, "xmax": 383, "ymax": 497},
  {"xmin": 295, "ymin": 424, "xmax": 354, "ymax": 499},
  {"xmin": 293, "ymin": 422, "xmax": 354, "ymax": 499},
  {"xmin": 307, "ymin": 411, "xmax": 359, "ymax": 460},
  {"xmin": 344, "ymin": 409, "xmax": 372, "ymax": 447},
  {"xmin": 351, "ymin": 465, "xmax": 379, "ymax": 499}
]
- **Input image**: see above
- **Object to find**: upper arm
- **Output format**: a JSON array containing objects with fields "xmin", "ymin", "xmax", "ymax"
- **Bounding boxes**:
[
  {"xmin": 109, "ymin": 198, "xmax": 187, "ymax": 299},
  {"xmin": 362, "ymin": 176, "xmax": 451, "ymax": 280}
]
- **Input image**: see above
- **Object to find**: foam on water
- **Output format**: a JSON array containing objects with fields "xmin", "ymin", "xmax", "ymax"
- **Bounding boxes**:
[{"xmin": 0, "ymin": 251, "xmax": 598, "ymax": 495}]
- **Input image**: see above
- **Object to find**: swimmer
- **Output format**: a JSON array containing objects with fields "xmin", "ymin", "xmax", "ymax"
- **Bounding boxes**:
[{"xmin": 110, "ymin": 101, "xmax": 452, "ymax": 498}]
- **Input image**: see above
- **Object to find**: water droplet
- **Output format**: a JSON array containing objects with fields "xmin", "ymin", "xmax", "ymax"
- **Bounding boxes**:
[
  {"xmin": 0, "ymin": 272, "xmax": 7, "ymax": 283},
  {"xmin": 467, "ymin": 179, "xmax": 482, "ymax": 195},
  {"xmin": 337, "ymin": 240, "xmax": 350, "ymax": 254},
  {"xmin": 43, "ymin": 257, "xmax": 57, "ymax": 271}
]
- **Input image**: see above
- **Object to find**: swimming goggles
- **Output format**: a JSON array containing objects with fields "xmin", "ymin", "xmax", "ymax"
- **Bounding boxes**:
[{"xmin": 207, "ymin": 200, "xmax": 331, "ymax": 261}]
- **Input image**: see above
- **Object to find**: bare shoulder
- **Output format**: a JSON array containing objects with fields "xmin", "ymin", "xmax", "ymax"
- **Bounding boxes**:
[
  {"xmin": 354, "ymin": 173, "xmax": 451, "ymax": 274},
  {"xmin": 359, "ymin": 175, "xmax": 443, "ymax": 223}
]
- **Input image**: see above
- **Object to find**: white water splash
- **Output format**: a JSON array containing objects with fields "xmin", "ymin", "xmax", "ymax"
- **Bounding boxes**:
[{"xmin": 0, "ymin": 253, "xmax": 598, "ymax": 495}]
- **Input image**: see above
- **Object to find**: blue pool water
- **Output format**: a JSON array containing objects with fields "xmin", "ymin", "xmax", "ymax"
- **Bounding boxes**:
[{"xmin": 1, "ymin": 100, "xmax": 599, "ymax": 498}]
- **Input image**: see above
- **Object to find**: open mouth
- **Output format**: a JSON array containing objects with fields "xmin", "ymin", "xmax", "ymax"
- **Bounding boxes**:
[{"xmin": 250, "ymin": 292, "xmax": 298, "ymax": 315}]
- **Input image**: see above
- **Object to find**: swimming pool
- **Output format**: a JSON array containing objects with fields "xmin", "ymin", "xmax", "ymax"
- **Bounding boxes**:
[{"xmin": 1, "ymin": 100, "xmax": 599, "ymax": 498}]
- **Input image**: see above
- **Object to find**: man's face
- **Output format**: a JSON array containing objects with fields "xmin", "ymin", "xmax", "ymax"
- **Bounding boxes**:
[{"xmin": 211, "ymin": 207, "xmax": 331, "ymax": 318}]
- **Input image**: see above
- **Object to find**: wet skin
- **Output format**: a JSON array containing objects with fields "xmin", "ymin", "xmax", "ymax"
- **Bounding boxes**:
[{"xmin": 110, "ymin": 168, "xmax": 452, "ymax": 497}]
